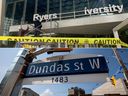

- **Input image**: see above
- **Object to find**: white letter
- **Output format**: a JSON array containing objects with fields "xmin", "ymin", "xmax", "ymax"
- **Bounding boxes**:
[
  {"xmin": 86, "ymin": 9, "xmax": 93, "ymax": 15},
  {"xmin": 93, "ymin": 8, "xmax": 99, "ymax": 14},
  {"xmin": 112, "ymin": 5, "xmax": 118, "ymax": 12},
  {"xmin": 99, "ymin": 7, "xmax": 104, "ymax": 13},
  {"xmin": 41, "ymin": 15, "xmax": 45, "ymax": 21},
  {"xmin": 74, "ymin": 62, "xmax": 80, "ymax": 70},
  {"xmin": 33, "ymin": 14, "xmax": 41, "ymax": 21},
  {"xmin": 64, "ymin": 63, "xmax": 70, "ymax": 71},
  {"xmin": 89, "ymin": 58, "xmax": 100, "ymax": 69},
  {"xmin": 104, "ymin": 7, "xmax": 109, "ymax": 13},
  {"xmin": 48, "ymin": 14, "xmax": 52, "ymax": 19},
  {"xmin": 49, "ymin": 63, "xmax": 56, "ymax": 72},
  {"xmin": 108, "ymin": 4, "xmax": 113, "ymax": 12},
  {"xmin": 117, "ymin": 5, "xmax": 123, "ymax": 13},
  {"xmin": 57, "ymin": 64, "xmax": 63, "ymax": 72},
  {"xmin": 42, "ymin": 65, "xmax": 49, "ymax": 73},
  {"xmin": 80, "ymin": 63, "xmax": 84, "ymax": 70},
  {"xmin": 44, "ymin": 14, "xmax": 49, "ymax": 20},
  {"xmin": 29, "ymin": 65, "xmax": 35, "ymax": 74},
  {"xmin": 35, "ymin": 67, "xmax": 42, "ymax": 74},
  {"xmin": 84, "ymin": 7, "xmax": 88, "ymax": 15}
]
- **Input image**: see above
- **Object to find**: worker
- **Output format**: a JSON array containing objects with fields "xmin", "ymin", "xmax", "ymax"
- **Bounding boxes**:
[{"xmin": 33, "ymin": 20, "xmax": 42, "ymax": 37}]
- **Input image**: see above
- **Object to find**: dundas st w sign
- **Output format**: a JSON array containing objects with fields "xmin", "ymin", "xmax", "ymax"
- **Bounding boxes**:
[
  {"xmin": 25, "ymin": 56, "xmax": 109, "ymax": 77},
  {"xmin": 33, "ymin": 4, "xmax": 123, "ymax": 21}
]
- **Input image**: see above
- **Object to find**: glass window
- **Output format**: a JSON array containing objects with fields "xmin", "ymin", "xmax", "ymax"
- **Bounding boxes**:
[
  {"xmin": 25, "ymin": 0, "xmax": 36, "ymax": 23},
  {"xmin": 6, "ymin": 0, "xmax": 18, "ymax": 3},
  {"xmin": 6, "ymin": 0, "xmax": 11, "ymax": 3},
  {"xmin": 89, "ymin": 0, "xmax": 103, "ymax": 8},
  {"xmin": 6, "ymin": 0, "xmax": 10, "ymax": 3},
  {"xmin": 75, "ymin": 0, "xmax": 88, "ymax": 11},
  {"xmin": 122, "ymin": 0, "xmax": 128, "ymax": 12},
  {"xmin": 62, "ymin": 0, "xmax": 74, "ymax": 13},
  {"xmin": 49, "ymin": 0, "xmax": 60, "ymax": 14},
  {"xmin": 14, "ymin": 1, "xmax": 24, "ymax": 25},
  {"xmin": 74, "ymin": 0, "xmax": 88, "ymax": 18},
  {"xmin": 6, "ymin": 3, "xmax": 14, "ymax": 18},
  {"xmin": 104, "ymin": 0, "xmax": 120, "ymax": 5},
  {"xmin": 37, "ymin": 0, "xmax": 47, "ymax": 14}
]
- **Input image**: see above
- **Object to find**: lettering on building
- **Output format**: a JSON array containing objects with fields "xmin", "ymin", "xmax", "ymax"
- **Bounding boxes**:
[
  {"xmin": 84, "ymin": 4, "xmax": 123, "ymax": 15},
  {"xmin": 33, "ymin": 13, "xmax": 58, "ymax": 22}
]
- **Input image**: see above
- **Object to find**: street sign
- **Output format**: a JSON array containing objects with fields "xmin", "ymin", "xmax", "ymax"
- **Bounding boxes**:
[{"xmin": 25, "ymin": 56, "xmax": 108, "ymax": 77}]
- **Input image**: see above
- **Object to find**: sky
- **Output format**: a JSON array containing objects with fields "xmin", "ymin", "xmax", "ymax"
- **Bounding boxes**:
[{"xmin": 0, "ymin": 48, "xmax": 128, "ymax": 96}]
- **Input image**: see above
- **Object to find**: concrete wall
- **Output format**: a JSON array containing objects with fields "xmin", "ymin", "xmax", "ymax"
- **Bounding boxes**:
[{"xmin": 0, "ymin": 0, "xmax": 6, "ymax": 35}]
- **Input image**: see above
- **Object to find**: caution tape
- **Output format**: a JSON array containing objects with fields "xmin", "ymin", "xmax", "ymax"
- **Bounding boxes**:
[{"xmin": 0, "ymin": 36, "xmax": 128, "ymax": 47}]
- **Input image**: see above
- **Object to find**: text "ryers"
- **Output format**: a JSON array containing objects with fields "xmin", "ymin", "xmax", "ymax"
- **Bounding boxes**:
[{"xmin": 33, "ymin": 13, "xmax": 58, "ymax": 22}]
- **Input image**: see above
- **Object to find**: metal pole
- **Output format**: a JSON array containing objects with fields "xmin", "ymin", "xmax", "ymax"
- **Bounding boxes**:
[
  {"xmin": 113, "ymin": 48, "xmax": 128, "ymax": 82},
  {"xmin": 112, "ymin": 30, "xmax": 121, "ymax": 48}
]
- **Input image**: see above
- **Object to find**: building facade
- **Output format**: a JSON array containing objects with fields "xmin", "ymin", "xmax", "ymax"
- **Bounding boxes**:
[
  {"xmin": 5, "ymin": 0, "xmax": 128, "ymax": 35},
  {"xmin": 18, "ymin": 87, "xmax": 39, "ymax": 96},
  {"xmin": 1, "ymin": 0, "xmax": 128, "ymax": 47},
  {"xmin": 68, "ymin": 87, "xmax": 85, "ymax": 96},
  {"xmin": 5, "ymin": 0, "xmax": 128, "ymax": 24}
]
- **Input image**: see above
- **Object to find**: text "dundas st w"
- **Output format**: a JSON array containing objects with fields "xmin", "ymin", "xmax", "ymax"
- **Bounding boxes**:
[
  {"xmin": 84, "ymin": 4, "xmax": 123, "ymax": 15},
  {"xmin": 26, "ymin": 57, "xmax": 108, "ymax": 77}
]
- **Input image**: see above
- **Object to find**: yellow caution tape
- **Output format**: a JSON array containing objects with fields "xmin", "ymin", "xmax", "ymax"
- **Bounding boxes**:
[{"xmin": 0, "ymin": 36, "xmax": 128, "ymax": 47}]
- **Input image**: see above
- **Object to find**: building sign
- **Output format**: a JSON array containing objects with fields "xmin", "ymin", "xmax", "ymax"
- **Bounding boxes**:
[
  {"xmin": 33, "ymin": 13, "xmax": 58, "ymax": 22},
  {"xmin": 25, "ymin": 56, "xmax": 109, "ymax": 77},
  {"xmin": 32, "ymin": 4, "xmax": 123, "ymax": 22},
  {"xmin": 84, "ymin": 4, "xmax": 123, "ymax": 15}
]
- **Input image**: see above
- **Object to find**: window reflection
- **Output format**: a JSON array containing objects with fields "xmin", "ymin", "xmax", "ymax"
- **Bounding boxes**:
[
  {"xmin": 122, "ymin": 0, "xmax": 128, "ymax": 12},
  {"xmin": 104, "ymin": 0, "xmax": 120, "ymax": 5},
  {"xmin": 14, "ymin": 1, "xmax": 24, "ymax": 25},
  {"xmin": 6, "ymin": 3, "xmax": 14, "ymax": 18},
  {"xmin": 89, "ymin": 0, "xmax": 103, "ymax": 8},
  {"xmin": 25, "ymin": 0, "xmax": 35, "ymax": 23},
  {"xmin": 49, "ymin": 0, "xmax": 60, "ymax": 14},
  {"xmin": 62, "ymin": 0, "xmax": 73, "ymax": 13},
  {"xmin": 6, "ymin": 0, "xmax": 20, "ymax": 3},
  {"xmin": 5, "ymin": 0, "xmax": 128, "ymax": 24},
  {"xmin": 75, "ymin": 0, "xmax": 88, "ymax": 11},
  {"xmin": 37, "ymin": 0, "xmax": 47, "ymax": 14}
]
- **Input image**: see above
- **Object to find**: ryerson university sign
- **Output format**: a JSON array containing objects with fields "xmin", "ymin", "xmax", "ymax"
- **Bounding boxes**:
[
  {"xmin": 25, "ymin": 56, "xmax": 109, "ymax": 77},
  {"xmin": 33, "ymin": 4, "xmax": 123, "ymax": 22},
  {"xmin": 84, "ymin": 4, "xmax": 123, "ymax": 15}
]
